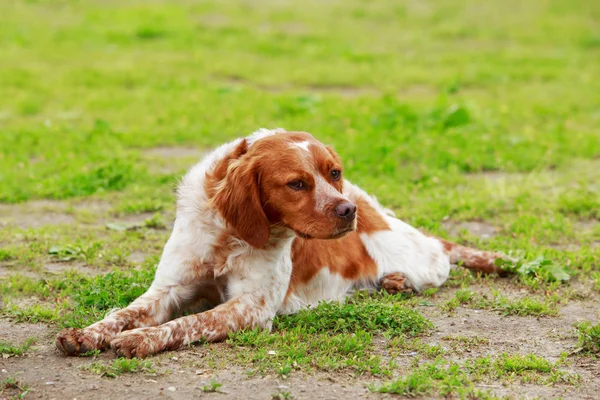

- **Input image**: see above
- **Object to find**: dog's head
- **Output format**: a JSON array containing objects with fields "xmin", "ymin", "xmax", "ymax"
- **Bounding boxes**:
[{"xmin": 212, "ymin": 131, "xmax": 357, "ymax": 248}]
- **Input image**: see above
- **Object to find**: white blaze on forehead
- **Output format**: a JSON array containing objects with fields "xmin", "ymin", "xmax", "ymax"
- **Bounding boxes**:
[{"xmin": 289, "ymin": 141, "xmax": 311, "ymax": 152}]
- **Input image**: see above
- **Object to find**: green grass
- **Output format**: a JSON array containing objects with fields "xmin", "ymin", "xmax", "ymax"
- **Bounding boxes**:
[
  {"xmin": 82, "ymin": 357, "xmax": 156, "ymax": 378},
  {"xmin": 440, "ymin": 288, "xmax": 559, "ymax": 316},
  {"xmin": 201, "ymin": 380, "xmax": 223, "ymax": 393},
  {"xmin": 226, "ymin": 294, "xmax": 431, "ymax": 376},
  {"xmin": 575, "ymin": 322, "xmax": 600, "ymax": 354},
  {"xmin": 0, "ymin": 338, "xmax": 36, "ymax": 357},
  {"xmin": 1, "ymin": 0, "xmax": 599, "ymax": 398},
  {"xmin": 373, "ymin": 353, "xmax": 578, "ymax": 398}
]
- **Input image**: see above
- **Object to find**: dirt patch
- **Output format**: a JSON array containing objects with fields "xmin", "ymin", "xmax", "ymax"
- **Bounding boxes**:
[
  {"xmin": 0, "ymin": 200, "xmax": 77, "ymax": 229},
  {"xmin": 1, "ymin": 342, "xmax": 380, "ymax": 400},
  {"xmin": 141, "ymin": 147, "xmax": 205, "ymax": 175},
  {"xmin": 442, "ymin": 220, "xmax": 499, "ymax": 239},
  {"xmin": 0, "ymin": 199, "xmax": 113, "ymax": 230},
  {"xmin": 397, "ymin": 84, "xmax": 438, "ymax": 99},
  {"xmin": 42, "ymin": 262, "xmax": 105, "ymax": 277},
  {"xmin": 416, "ymin": 285, "xmax": 600, "ymax": 399},
  {"xmin": 0, "ymin": 266, "xmax": 39, "ymax": 279},
  {"xmin": 0, "ymin": 320, "xmax": 52, "ymax": 346}
]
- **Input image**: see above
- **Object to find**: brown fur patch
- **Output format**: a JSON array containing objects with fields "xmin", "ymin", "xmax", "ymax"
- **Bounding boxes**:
[
  {"xmin": 288, "ymin": 196, "xmax": 390, "ymax": 294},
  {"xmin": 355, "ymin": 197, "xmax": 390, "ymax": 233},
  {"xmin": 381, "ymin": 272, "xmax": 413, "ymax": 294}
]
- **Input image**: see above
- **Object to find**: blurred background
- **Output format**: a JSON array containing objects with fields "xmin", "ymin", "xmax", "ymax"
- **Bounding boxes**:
[{"xmin": 1, "ymin": 0, "xmax": 598, "ymax": 232}]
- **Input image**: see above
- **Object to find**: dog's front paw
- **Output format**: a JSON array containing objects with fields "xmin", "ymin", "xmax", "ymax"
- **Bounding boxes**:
[
  {"xmin": 56, "ymin": 327, "xmax": 113, "ymax": 356},
  {"xmin": 110, "ymin": 328, "xmax": 163, "ymax": 359}
]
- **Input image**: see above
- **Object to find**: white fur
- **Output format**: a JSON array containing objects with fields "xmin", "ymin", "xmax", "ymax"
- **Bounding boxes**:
[
  {"xmin": 279, "ymin": 268, "xmax": 354, "ymax": 314},
  {"xmin": 290, "ymin": 140, "xmax": 311, "ymax": 152}
]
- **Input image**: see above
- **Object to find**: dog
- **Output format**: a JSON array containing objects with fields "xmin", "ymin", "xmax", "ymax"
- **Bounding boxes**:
[{"xmin": 56, "ymin": 128, "xmax": 507, "ymax": 358}]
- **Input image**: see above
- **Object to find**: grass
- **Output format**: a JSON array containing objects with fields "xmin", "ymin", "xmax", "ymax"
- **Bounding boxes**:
[
  {"xmin": 201, "ymin": 380, "xmax": 223, "ymax": 393},
  {"xmin": 440, "ymin": 288, "xmax": 559, "ymax": 317},
  {"xmin": 372, "ymin": 353, "xmax": 578, "ymax": 398},
  {"xmin": 575, "ymin": 322, "xmax": 600, "ymax": 354},
  {"xmin": 0, "ymin": 375, "xmax": 30, "ymax": 399},
  {"xmin": 0, "ymin": 0, "xmax": 599, "ymax": 398},
  {"xmin": 82, "ymin": 357, "xmax": 156, "ymax": 378},
  {"xmin": 226, "ymin": 294, "xmax": 431, "ymax": 376},
  {"xmin": 0, "ymin": 338, "xmax": 36, "ymax": 357}
]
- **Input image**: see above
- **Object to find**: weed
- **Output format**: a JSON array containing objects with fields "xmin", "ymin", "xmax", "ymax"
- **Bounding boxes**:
[
  {"xmin": 574, "ymin": 322, "xmax": 600, "ymax": 354},
  {"xmin": 201, "ymin": 380, "xmax": 223, "ymax": 393},
  {"xmin": 496, "ymin": 256, "xmax": 571, "ymax": 283},
  {"xmin": 82, "ymin": 358, "xmax": 155, "ymax": 378},
  {"xmin": 143, "ymin": 213, "xmax": 166, "ymax": 229},
  {"xmin": 48, "ymin": 242, "xmax": 102, "ymax": 264},
  {"xmin": 271, "ymin": 390, "xmax": 294, "ymax": 400},
  {"xmin": 0, "ymin": 338, "xmax": 36, "ymax": 357},
  {"xmin": 0, "ymin": 375, "xmax": 29, "ymax": 399}
]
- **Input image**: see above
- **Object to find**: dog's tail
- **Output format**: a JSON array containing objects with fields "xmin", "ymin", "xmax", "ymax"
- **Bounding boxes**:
[{"xmin": 438, "ymin": 238, "xmax": 511, "ymax": 275}]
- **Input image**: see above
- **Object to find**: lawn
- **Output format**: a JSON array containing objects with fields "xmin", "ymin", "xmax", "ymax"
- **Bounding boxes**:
[{"xmin": 0, "ymin": 0, "xmax": 599, "ymax": 399}]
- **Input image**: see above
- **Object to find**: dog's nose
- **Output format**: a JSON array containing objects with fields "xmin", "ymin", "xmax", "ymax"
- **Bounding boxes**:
[{"xmin": 335, "ymin": 202, "xmax": 357, "ymax": 221}]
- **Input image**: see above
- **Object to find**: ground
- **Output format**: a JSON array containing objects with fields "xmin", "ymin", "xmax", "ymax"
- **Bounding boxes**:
[{"xmin": 1, "ymin": 0, "xmax": 600, "ymax": 399}]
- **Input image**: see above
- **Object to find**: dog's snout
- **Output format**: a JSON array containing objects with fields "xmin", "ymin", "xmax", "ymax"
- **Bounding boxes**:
[{"xmin": 335, "ymin": 202, "xmax": 357, "ymax": 221}]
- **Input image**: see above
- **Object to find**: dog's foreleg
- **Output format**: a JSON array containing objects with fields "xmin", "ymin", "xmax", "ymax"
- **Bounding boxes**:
[
  {"xmin": 110, "ymin": 249, "xmax": 293, "ymax": 358},
  {"xmin": 56, "ymin": 229, "xmax": 210, "ymax": 356}
]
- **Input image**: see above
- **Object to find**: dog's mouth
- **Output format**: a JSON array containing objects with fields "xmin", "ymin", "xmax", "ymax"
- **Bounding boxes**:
[{"xmin": 293, "ymin": 226, "xmax": 354, "ymax": 240}]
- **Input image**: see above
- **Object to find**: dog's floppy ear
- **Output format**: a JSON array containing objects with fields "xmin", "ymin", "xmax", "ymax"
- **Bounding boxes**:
[{"xmin": 212, "ymin": 146, "xmax": 270, "ymax": 249}]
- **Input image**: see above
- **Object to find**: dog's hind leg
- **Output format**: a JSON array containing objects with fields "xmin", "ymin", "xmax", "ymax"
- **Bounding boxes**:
[{"xmin": 438, "ymin": 239, "xmax": 512, "ymax": 276}]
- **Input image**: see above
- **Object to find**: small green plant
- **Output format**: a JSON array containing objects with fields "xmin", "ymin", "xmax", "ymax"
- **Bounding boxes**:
[
  {"xmin": 271, "ymin": 390, "xmax": 294, "ymax": 400},
  {"xmin": 48, "ymin": 242, "xmax": 102, "ymax": 264},
  {"xmin": 0, "ymin": 248, "xmax": 15, "ymax": 261},
  {"xmin": 574, "ymin": 322, "xmax": 600, "ymax": 354},
  {"xmin": 274, "ymin": 294, "xmax": 432, "ymax": 336},
  {"xmin": 82, "ymin": 358, "xmax": 155, "ymax": 378},
  {"xmin": 496, "ymin": 256, "xmax": 570, "ymax": 283},
  {"xmin": 1, "ymin": 375, "xmax": 29, "ymax": 399},
  {"xmin": 370, "ymin": 360, "xmax": 474, "ymax": 398},
  {"xmin": 0, "ymin": 338, "xmax": 36, "ymax": 357},
  {"xmin": 3, "ymin": 303, "xmax": 61, "ymax": 323},
  {"xmin": 143, "ymin": 213, "xmax": 166, "ymax": 229},
  {"xmin": 201, "ymin": 380, "xmax": 223, "ymax": 393}
]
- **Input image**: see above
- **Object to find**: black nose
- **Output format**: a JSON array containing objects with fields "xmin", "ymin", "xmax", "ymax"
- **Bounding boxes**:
[{"xmin": 335, "ymin": 202, "xmax": 357, "ymax": 221}]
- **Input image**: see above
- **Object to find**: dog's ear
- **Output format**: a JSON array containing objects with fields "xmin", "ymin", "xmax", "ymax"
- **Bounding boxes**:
[{"xmin": 212, "ymin": 147, "xmax": 270, "ymax": 249}]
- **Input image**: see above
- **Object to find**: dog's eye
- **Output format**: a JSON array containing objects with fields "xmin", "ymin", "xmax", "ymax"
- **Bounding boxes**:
[
  {"xmin": 287, "ymin": 180, "xmax": 305, "ymax": 190},
  {"xmin": 331, "ymin": 170, "xmax": 341, "ymax": 181}
]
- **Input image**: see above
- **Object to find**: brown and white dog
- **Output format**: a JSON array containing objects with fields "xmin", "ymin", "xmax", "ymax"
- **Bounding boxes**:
[{"xmin": 56, "ymin": 128, "xmax": 506, "ymax": 358}]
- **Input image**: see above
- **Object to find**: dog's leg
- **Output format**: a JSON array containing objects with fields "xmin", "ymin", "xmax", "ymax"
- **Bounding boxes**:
[
  {"xmin": 56, "ymin": 228, "xmax": 214, "ymax": 356},
  {"xmin": 438, "ymin": 239, "xmax": 511, "ymax": 275},
  {"xmin": 110, "ymin": 248, "xmax": 293, "ymax": 358},
  {"xmin": 110, "ymin": 294, "xmax": 271, "ymax": 358}
]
